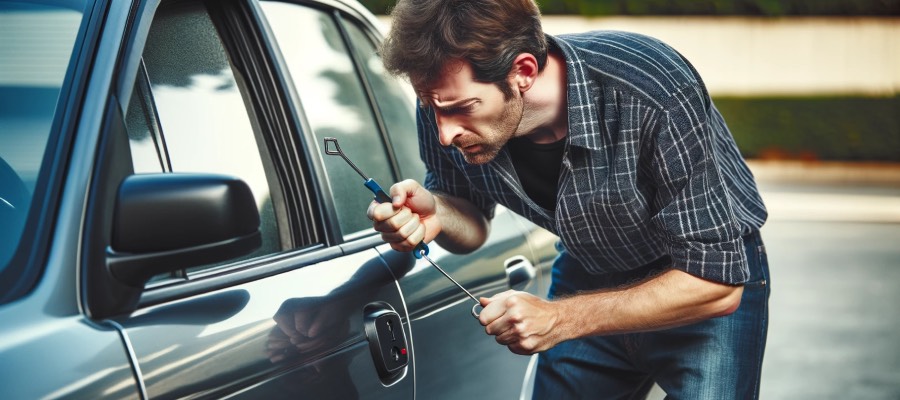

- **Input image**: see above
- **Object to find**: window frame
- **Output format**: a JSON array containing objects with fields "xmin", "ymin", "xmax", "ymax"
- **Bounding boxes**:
[
  {"xmin": 83, "ymin": 0, "xmax": 338, "ymax": 317},
  {"xmin": 339, "ymin": 15, "xmax": 425, "ymax": 185},
  {"xmin": 258, "ymin": 0, "xmax": 412, "ymax": 241}
]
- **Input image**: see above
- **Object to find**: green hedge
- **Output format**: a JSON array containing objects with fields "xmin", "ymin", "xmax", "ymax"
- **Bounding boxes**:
[
  {"xmin": 714, "ymin": 96, "xmax": 900, "ymax": 161},
  {"xmin": 358, "ymin": 0, "xmax": 899, "ymax": 16}
]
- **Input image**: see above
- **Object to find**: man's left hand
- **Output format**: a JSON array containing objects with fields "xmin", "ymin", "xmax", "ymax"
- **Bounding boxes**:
[{"xmin": 478, "ymin": 290, "xmax": 565, "ymax": 355}]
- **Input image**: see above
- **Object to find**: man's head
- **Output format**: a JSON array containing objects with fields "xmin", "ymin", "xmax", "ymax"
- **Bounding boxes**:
[
  {"xmin": 381, "ymin": 0, "xmax": 547, "ymax": 100},
  {"xmin": 381, "ymin": 0, "xmax": 548, "ymax": 164}
]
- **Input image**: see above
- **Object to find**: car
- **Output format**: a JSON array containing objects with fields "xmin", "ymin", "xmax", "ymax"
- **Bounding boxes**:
[{"xmin": 0, "ymin": 0, "xmax": 559, "ymax": 398}]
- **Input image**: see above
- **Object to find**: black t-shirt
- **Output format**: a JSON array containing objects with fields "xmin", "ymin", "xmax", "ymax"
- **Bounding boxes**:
[{"xmin": 507, "ymin": 136, "xmax": 566, "ymax": 211}]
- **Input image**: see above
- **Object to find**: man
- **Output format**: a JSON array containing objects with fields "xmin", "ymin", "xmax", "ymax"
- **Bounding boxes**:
[{"xmin": 368, "ymin": 0, "xmax": 771, "ymax": 398}]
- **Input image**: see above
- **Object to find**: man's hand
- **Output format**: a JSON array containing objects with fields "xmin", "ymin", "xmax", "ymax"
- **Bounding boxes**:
[
  {"xmin": 476, "ymin": 269, "xmax": 745, "ymax": 356},
  {"xmin": 478, "ymin": 290, "xmax": 566, "ymax": 355},
  {"xmin": 367, "ymin": 179, "xmax": 442, "ymax": 253}
]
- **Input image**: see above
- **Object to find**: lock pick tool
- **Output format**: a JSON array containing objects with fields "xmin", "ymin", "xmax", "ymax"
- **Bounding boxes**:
[{"xmin": 323, "ymin": 137, "xmax": 483, "ymax": 318}]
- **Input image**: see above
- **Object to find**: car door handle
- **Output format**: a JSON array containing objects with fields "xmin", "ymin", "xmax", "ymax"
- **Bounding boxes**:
[
  {"xmin": 364, "ymin": 305, "xmax": 409, "ymax": 385},
  {"xmin": 505, "ymin": 256, "xmax": 536, "ymax": 291}
]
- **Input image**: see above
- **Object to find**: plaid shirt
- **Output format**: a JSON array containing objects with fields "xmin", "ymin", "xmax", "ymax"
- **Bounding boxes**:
[{"xmin": 418, "ymin": 31, "xmax": 767, "ymax": 284}]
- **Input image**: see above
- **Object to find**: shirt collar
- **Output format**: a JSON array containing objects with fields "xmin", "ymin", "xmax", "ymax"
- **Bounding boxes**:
[{"xmin": 545, "ymin": 34, "xmax": 604, "ymax": 151}]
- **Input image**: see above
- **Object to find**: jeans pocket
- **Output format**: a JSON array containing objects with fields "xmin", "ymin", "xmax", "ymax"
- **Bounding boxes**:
[
  {"xmin": 744, "ymin": 277, "xmax": 768, "ymax": 289},
  {"xmin": 744, "ymin": 243, "xmax": 770, "ymax": 291}
]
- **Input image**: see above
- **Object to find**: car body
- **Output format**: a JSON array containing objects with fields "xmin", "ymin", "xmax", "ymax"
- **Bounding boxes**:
[{"xmin": 0, "ymin": 0, "xmax": 559, "ymax": 398}]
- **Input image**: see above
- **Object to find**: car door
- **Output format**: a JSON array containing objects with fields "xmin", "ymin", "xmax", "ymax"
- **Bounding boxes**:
[
  {"xmin": 82, "ymin": 0, "xmax": 414, "ymax": 398},
  {"xmin": 257, "ymin": 1, "xmax": 554, "ymax": 398}
]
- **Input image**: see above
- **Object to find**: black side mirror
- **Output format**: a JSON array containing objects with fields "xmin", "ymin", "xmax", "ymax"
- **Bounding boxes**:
[{"xmin": 107, "ymin": 173, "xmax": 261, "ymax": 287}]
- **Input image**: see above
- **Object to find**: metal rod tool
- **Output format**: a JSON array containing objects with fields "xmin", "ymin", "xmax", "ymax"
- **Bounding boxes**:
[
  {"xmin": 323, "ymin": 137, "xmax": 483, "ymax": 318},
  {"xmin": 418, "ymin": 251, "xmax": 483, "ymax": 318}
]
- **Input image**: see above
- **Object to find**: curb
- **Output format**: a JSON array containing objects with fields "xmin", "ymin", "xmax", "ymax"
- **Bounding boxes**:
[{"xmin": 747, "ymin": 160, "xmax": 900, "ymax": 187}]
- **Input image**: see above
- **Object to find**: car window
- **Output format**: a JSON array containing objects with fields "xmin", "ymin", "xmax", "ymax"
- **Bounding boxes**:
[
  {"xmin": 124, "ymin": 1, "xmax": 282, "ymax": 276},
  {"xmin": 342, "ymin": 21, "xmax": 425, "ymax": 182},
  {"xmin": 0, "ymin": 1, "xmax": 85, "ymax": 271},
  {"xmin": 261, "ymin": 1, "xmax": 395, "ymax": 236}
]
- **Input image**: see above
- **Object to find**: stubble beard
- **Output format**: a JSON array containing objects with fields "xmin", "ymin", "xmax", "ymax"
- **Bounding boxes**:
[{"xmin": 456, "ymin": 94, "xmax": 524, "ymax": 165}]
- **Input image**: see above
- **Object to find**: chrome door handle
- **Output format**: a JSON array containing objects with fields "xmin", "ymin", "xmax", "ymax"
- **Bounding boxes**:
[{"xmin": 505, "ymin": 256, "xmax": 536, "ymax": 291}]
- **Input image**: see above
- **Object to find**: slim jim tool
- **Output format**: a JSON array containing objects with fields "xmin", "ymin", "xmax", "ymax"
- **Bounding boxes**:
[{"xmin": 323, "ymin": 137, "xmax": 483, "ymax": 318}]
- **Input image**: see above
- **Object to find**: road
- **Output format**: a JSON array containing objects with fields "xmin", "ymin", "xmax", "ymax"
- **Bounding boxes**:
[
  {"xmin": 645, "ymin": 174, "xmax": 900, "ymax": 399},
  {"xmin": 759, "ymin": 181, "xmax": 900, "ymax": 399}
]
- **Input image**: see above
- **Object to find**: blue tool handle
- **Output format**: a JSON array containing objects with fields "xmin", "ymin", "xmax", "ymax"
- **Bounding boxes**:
[
  {"xmin": 364, "ymin": 178, "xmax": 392, "ymax": 203},
  {"xmin": 364, "ymin": 178, "xmax": 429, "ymax": 259}
]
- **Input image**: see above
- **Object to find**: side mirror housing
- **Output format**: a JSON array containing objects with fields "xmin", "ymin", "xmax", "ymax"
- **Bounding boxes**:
[{"xmin": 107, "ymin": 173, "xmax": 261, "ymax": 287}]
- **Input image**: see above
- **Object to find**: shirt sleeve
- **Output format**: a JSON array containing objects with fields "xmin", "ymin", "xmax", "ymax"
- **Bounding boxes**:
[
  {"xmin": 649, "ymin": 86, "xmax": 749, "ymax": 284},
  {"xmin": 416, "ymin": 106, "xmax": 497, "ymax": 219}
]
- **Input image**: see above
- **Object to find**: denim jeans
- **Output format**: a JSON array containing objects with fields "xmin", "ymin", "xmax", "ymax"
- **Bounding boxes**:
[{"xmin": 533, "ymin": 232, "xmax": 771, "ymax": 400}]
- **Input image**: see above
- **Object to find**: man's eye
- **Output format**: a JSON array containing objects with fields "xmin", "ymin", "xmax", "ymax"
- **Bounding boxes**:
[{"xmin": 441, "ymin": 106, "xmax": 472, "ymax": 115}]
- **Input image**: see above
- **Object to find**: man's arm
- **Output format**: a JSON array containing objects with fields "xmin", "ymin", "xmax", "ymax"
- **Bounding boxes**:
[
  {"xmin": 478, "ymin": 269, "xmax": 743, "ymax": 355},
  {"xmin": 368, "ymin": 179, "xmax": 490, "ymax": 254}
]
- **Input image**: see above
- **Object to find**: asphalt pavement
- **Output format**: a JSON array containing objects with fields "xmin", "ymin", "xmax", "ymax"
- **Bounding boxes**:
[{"xmin": 645, "ymin": 161, "xmax": 900, "ymax": 400}]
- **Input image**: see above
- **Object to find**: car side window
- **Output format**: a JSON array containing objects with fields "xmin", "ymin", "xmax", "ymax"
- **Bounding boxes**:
[
  {"xmin": 261, "ymin": 1, "xmax": 395, "ymax": 236},
  {"xmin": 124, "ymin": 1, "xmax": 282, "ymax": 275},
  {"xmin": 342, "ymin": 21, "xmax": 425, "ymax": 183},
  {"xmin": 0, "ymin": 2, "xmax": 84, "ymax": 276}
]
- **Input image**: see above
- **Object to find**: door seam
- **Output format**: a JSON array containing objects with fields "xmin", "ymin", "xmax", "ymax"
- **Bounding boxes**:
[{"xmin": 104, "ymin": 319, "xmax": 148, "ymax": 400}]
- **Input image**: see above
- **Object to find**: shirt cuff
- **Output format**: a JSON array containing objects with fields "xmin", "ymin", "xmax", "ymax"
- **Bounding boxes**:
[{"xmin": 668, "ymin": 237, "xmax": 749, "ymax": 284}]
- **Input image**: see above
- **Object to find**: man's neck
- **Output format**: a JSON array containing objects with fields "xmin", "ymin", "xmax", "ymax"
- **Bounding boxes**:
[{"xmin": 516, "ymin": 49, "xmax": 568, "ymax": 144}]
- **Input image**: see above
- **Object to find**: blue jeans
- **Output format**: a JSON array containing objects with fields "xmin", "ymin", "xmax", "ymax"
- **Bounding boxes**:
[{"xmin": 533, "ymin": 232, "xmax": 770, "ymax": 400}]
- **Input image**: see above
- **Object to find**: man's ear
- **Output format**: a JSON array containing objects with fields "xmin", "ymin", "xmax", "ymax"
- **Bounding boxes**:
[{"xmin": 509, "ymin": 53, "xmax": 539, "ymax": 93}]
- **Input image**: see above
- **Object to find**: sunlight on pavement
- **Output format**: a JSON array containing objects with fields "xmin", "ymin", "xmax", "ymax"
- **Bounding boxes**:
[{"xmin": 762, "ymin": 192, "xmax": 900, "ymax": 223}]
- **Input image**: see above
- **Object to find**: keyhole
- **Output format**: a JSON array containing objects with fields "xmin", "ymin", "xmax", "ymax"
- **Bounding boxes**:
[
  {"xmin": 390, "ymin": 346, "xmax": 400, "ymax": 362},
  {"xmin": 386, "ymin": 319, "xmax": 397, "ymax": 341}
]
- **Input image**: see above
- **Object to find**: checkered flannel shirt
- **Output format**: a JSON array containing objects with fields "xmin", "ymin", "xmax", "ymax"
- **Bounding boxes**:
[{"xmin": 418, "ymin": 31, "xmax": 768, "ymax": 284}]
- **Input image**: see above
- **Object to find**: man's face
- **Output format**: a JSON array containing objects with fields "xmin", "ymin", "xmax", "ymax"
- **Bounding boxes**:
[{"xmin": 422, "ymin": 60, "xmax": 523, "ymax": 165}]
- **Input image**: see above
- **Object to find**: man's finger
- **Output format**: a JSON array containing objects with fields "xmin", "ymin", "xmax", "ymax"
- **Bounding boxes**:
[
  {"xmin": 478, "ymin": 294, "xmax": 512, "ymax": 326},
  {"xmin": 373, "ymin": 207, "xmax": 412, "ymax": 232},
  {"xmin": 380, "ymin": 219, "xmax": 424, "ymax": 246},
  {"xmin": 389, "ymin": 180, "xmax": 420, "ymax": 208},
  {"xmin": 366, "ymin": 201, "xmax": 400, "ymax": 222}
]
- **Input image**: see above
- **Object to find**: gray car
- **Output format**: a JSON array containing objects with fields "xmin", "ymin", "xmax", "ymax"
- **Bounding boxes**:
[{"xmin": 0, "ymin": 0, "xmax": 559, "ymax": 398}]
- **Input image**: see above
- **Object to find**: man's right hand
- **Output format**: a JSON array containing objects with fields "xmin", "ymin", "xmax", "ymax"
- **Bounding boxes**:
[{"xmin": 367, "ymin": 179, "xmax": 443, "ymax": 253}]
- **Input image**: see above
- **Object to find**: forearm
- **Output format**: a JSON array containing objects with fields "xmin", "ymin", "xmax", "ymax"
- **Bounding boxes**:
[
  {"xmin": 433, "ymin": 193, "xmax": 490, "ymax": 254},
  {"xmin": 554, "ymin": 269, "xmax": 743, "ymax": 339}
]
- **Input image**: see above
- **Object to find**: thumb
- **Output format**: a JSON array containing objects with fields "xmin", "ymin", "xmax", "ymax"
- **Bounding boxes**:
[
  {"xmin": 390, "ymin": 180, "xmax": 435, "ymax": 214},
  {"xmin": 389, "ymin": 180, "xmax": 417, "ymax": 209}
]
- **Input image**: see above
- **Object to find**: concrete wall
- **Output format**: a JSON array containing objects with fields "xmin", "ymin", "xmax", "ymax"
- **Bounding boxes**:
[{"xmin": 377, "ymin": 16, "xmax": 899, "ymax": 97}]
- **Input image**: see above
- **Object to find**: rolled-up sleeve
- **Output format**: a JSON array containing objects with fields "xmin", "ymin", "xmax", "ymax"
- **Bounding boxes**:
[{"xmin": 649, "ymin": 86, "xmax": 749, "ymax": 284}]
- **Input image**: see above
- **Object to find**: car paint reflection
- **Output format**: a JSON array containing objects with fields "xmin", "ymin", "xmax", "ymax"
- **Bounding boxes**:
[{"xmin": 121, "ymin": 249, "xmax": 414, "ymax": 398}]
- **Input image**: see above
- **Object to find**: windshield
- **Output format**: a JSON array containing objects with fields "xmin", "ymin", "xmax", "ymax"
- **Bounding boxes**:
[{"xmin": 0, "ymin": 1, "xmax": 85, "ymax": 270}]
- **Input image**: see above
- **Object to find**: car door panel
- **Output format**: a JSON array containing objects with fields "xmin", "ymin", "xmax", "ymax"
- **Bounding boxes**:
[
  {"xmin": 103, "ymin": 0, "xmax": 414, "ymax": 397},
  {"xmin": 120, "ymin": 249, "xmax": 413, "ymax": 398},
  {"xmin": 386, "ymin": 210, "xmax": 538, "ymax": 320},
  {"xmin": 382, "ymin": 208, "xmax": 546, "ymax": 400},
  {"xmin": 255, "ymin": 1, "xmax": 559, "ymax": 397}
]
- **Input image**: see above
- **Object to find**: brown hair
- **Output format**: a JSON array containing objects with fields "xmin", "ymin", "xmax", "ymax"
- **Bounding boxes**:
[{"xmin": 380, "ymin": 0, "xmax": 548, "ymax": 100}]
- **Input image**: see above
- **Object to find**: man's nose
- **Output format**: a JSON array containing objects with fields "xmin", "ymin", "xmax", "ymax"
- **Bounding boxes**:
[{"xmin": 436, "ymin": 114, "xmax": 463, "ymax": 147}]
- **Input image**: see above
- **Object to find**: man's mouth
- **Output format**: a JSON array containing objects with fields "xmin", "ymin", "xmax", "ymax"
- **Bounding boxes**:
[
  {"xmin": 461, "ymin": 144, "xmax": 481, "ymax": 153},
  {"xmin": 453, "ymin": 140, "xmax": 481, "ymax": 153}
]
